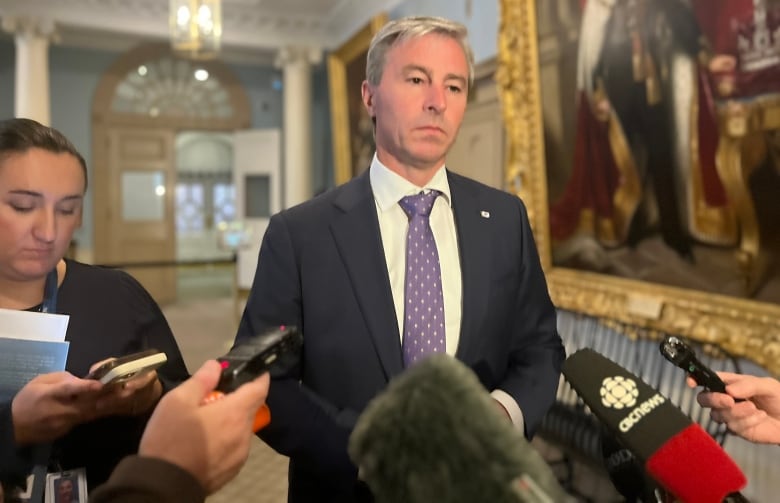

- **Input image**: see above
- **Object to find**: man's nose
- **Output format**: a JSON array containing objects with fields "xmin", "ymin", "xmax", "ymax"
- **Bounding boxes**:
[{"xmin": 424, "ymin": 85, "xmax": 447, "ymax": 113}]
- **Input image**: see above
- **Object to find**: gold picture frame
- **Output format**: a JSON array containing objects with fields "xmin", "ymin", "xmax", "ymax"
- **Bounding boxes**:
[
  {"xmin": 328, "ymin": 13, "xmax": 388, "ymax": 185},
  {"xmin": 497, "ymin": 0, "xmax": 780, "ymax": 375}
]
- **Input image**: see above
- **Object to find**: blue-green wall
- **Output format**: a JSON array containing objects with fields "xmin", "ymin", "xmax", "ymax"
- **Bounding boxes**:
[{"xmin": 230, "ymin": 63, "xmax": 284, "ymax": 130}]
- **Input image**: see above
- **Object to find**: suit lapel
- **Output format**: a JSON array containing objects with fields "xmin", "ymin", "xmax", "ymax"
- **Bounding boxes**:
[
  {"xmin": 329, "ymin": 173, "xmax": 404, "ymax": 379},
  {"xmin": 449, "ymin": 173, "xmax": 492, "ymax": 361}
]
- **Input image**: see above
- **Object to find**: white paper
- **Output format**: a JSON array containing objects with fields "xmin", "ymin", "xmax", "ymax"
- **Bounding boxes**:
[{"xmin": 0, "ymin": 307, "xmax": 69, "ymax": 342}]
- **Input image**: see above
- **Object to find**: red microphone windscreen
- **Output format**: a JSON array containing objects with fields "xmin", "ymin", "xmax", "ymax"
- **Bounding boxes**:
[
  {"xmin": 646, "ymin": 423, "xmax": 746, "ymax": 503},
  {"xmin": 562, "ymin": 348, "xmax": 746, "ymax": 502}
]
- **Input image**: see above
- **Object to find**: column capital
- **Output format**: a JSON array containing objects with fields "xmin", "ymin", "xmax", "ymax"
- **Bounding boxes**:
[
  {"xmin": 1, "ymin": 16, "xmax": 58, "ymax": 41},
  {"xmin": 274, "ymin": 46, "xmax": 322, "ymax": 68}
]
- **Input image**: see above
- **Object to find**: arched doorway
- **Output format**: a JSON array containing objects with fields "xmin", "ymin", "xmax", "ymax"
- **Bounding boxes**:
[{"xmin": 91, "ymin": 43, "xmax": 250, "ymax": 304}]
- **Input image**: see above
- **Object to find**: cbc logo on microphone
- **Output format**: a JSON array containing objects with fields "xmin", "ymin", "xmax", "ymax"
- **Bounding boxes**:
[{"xmin": 600, "ymin": 376, "xmax": 639, "ymax": 409}]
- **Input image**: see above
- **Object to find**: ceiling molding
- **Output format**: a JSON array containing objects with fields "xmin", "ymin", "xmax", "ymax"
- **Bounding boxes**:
[{"xmin": 0, "ymin": 0, "xmax": 404, "ymax": 62}]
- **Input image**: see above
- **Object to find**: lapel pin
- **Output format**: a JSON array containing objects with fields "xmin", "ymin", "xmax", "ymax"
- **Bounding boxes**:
[{"xmin": 480, "ymin": 210, "xmax": 490, "ymax": 218}]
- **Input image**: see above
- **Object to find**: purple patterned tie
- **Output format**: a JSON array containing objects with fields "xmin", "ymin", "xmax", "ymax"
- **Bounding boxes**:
[{"xmin": 399, "ymin": 190, "xmax": 446, "ymax": 366}]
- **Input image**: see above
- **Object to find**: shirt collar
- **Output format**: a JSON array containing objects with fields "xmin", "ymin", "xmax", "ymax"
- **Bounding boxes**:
[{"xmin": 369, "ymin": 153, "xmax": 452, "ymax": 212}]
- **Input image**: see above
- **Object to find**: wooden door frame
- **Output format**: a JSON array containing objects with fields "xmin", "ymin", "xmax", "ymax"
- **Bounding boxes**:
[{"xmin": 92, "ymin": 42, "xmax": 252, "ymax": 264}]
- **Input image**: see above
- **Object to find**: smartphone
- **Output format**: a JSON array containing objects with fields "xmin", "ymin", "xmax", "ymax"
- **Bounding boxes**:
[
  {"xmin": 207, "ymin": 325, "xmax": 302, "ymax": 432},
  {"xmin": 86, "ymin": 349, "xmax": 168, "ymax": 385},
  {"xmin": 659, "ymin": 336, "xmax": 727, "ymax": 393}
]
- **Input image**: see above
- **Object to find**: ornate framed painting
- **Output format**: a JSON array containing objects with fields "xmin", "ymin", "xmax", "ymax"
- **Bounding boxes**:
[
  {"xmin": 497, "ymin": 0, "xmax": 780, "ymax": 375},
  {"xmin": 328, "ymin": 13, "xmax": 388, "ymax": 185}
]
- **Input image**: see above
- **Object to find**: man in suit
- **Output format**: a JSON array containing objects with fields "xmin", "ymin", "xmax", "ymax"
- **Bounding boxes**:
[{"xmin": 236, "ymin": 15, "xmax": 565, "ymax": 502}]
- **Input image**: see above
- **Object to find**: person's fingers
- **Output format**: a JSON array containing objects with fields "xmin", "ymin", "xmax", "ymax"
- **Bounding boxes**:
[
  {"xmin": 696, "ymin": 390, "xmax": 713, "ymax": 408},
  {"xmin": 715, "ymin": 371, "xmax": 741, "ymax": 384},
  {"xmin": 225, "ymin": 372, "xmax": 270, "ymax": 413},
  {"xmin": 121, "ymin": 370, "xmax": 158, "ymax": 392},
  {"xmin": 697, "ymin": 390, "xmax": 734, "ymax": 409},
  {"xmin": 708, "ymin": 399, "xmax": 759, "ymax": 424},
  {"xmin": 33, "ymin": 371, "xmax": 77, "ymax": 384},
  {"xmin": 89, "ymin": 357, "xmax": 116, "ymax": 374},
  {"xmin": 171, "ymin": 360, "xmax": 221, "ymax": 404},
  {"xmin": 50, "ymin": 375, "xmax": 103, "ymax": 399},
  {"xmin": 725, "ymin": 375, "xmax": 780, "ymax": 401},
  {"xmin": 715, "ymin": 410, "xmax": 767, "ymax": 433},
  {"xmin": 685, "ymin": 376, "xmax": 697, "ymax": 388},
  {"xmin": 709, "ymin": 408, "xmax": 727, "ymax": 425}
]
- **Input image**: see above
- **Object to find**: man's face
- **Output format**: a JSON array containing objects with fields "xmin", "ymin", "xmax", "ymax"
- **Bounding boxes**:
[
  {"xmin": 57, "ymin": 478, "xmax": 74, "ymax": 501},
  {"xmin": 361, "ymin": 33, "xmax": 469, "ymax": 179}
]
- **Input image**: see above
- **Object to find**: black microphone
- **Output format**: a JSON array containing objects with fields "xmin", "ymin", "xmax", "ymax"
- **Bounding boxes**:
[
  {"xmin": 562, "ymin": 348, "xmax": 747, "ymax": 503},
  {"xmin": 348, "ymin": 354, "xmax": 573, "ymax": 503},
  {"xmin": 659, "ymin": 336, "xmax": 727, "ymax": 393}
]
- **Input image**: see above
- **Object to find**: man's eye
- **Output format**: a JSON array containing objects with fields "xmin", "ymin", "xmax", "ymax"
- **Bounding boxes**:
[
  {"xmin": 409, "ymin": 77, "xmax": 424, "ymax": 84},
  {"xmin": 10, "ymin": 204, "xmax": 33, "ymax": 213},
  {"xmin": 448, "ymin": 85, "xmax": 462, "ymax": 93}
]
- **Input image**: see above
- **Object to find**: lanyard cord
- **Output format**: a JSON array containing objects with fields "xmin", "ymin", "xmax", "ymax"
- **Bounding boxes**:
[
  {"xmin": 40, "ymin": 267, "xmax": 58, "ymax": 314},
  {"xmin": 30, "ymin": 267, "xmax": 59, "ymax": 503}
]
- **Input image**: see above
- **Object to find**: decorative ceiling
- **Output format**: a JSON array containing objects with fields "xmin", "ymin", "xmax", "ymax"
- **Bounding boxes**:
[{"xmin": 0, "ymin": 0, "xmax": 402, "ymax": 63}]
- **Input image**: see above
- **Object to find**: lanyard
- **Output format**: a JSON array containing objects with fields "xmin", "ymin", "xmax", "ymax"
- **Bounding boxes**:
[
  {"xmin": 40, "ymin": 267, "xmax": 58, "ymax": 314},
  {"xmin": 30, "ymin": 267, "xmax": 59, "ymax": 502}
]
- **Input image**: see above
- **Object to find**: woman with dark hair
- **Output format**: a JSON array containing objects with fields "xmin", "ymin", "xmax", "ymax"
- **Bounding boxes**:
[{"xmin": 0, "ymin": 118, "xmax": 189, "ymax": 498}]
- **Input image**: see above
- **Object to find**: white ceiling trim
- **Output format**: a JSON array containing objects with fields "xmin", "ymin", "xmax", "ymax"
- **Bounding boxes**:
[{"xmin": 0, "ymin": 0, "xmax": 404, "ymax": 60}]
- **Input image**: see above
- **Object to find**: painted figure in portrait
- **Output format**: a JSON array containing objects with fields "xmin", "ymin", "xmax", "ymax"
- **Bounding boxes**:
[{"xmin": 541, "ymin": 0, "xmax": 780, "ymax": 302}]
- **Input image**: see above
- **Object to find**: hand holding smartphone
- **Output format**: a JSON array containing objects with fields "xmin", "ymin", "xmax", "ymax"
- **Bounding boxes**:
[{"xmin": 86, "ymin": 349, "xmax": 168, "ymax": 385}]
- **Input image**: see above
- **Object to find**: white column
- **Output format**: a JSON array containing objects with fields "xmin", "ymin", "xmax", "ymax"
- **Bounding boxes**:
[
  {"xmin": 1, "ymin": 17, "xmax": 56, "ymax": 126},
  {"xmin": 276, "ymin": 46, "xmax": 321, "ymax": 208}
]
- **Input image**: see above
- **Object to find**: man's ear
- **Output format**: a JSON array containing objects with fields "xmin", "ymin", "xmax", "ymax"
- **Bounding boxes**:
[{"xmin": 361, "ymin": 80, "xmax": 375, "ymax": 119}]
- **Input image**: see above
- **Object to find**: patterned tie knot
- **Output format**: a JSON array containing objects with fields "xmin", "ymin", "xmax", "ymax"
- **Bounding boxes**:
[{"xmin": 399, "ymin": 190, "xmax": 440, "ymax": 219}]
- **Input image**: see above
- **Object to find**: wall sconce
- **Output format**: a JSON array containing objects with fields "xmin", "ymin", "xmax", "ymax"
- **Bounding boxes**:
[{"xmin": 169, "ymin": 0, "xmax": 222, "ymax": 60}]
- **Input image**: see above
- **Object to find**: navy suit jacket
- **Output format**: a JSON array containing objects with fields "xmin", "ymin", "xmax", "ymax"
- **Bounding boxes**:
[{"xmin": 236, "ymin": 169, "xmax": 565, "ymax": 502}]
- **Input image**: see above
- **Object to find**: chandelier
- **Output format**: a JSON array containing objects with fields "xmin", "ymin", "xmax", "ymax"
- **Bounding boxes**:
[{"xmin": 169, "ymin": 0, "xmax": 222, "ymax": 59}]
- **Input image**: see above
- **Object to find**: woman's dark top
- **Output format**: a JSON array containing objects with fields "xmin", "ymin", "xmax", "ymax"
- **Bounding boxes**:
[{"xmin": 0, "ymin": 259, "xmax": 190, "ymax": 490}]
